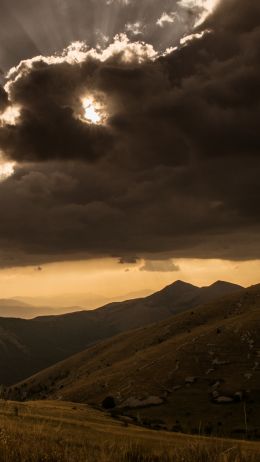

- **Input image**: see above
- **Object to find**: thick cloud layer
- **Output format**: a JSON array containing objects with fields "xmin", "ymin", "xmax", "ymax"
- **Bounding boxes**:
[
  {"xmin": 0, "ymin": 0, "xmax": 259, "ymax": 267},
  {"xmin": 0, "ymin": 86, "xmax": 8, "ymax": 111}
]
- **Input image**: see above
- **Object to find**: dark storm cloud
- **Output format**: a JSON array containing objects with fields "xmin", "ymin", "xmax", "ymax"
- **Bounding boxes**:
[
  {"xmin": 0, "ymin": 38, "xmax": 188, "ymax": 165},
  {"xmin": 140, "ymin": 259, "xmax": 180, "ymax": 272},
  {"xmin": 0, "ymin": 86, "xmax": 8, "ymax": 111},
  {"xmin": 0, "ymin": 0, "xmax": 259, "ymax": 267},
  {"xmin": 118, "ymin": 257, "xmax": 139, "ymax": 265},
  {"xmin": 0, "ymin": 75, "xmax": 113, "ymax": 162}
]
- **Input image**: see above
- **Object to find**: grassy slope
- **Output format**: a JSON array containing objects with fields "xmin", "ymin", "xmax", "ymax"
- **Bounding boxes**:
[
  {"xmin": 0, "ymin": 280, "xmax": 242, "ymax": 385},
  {"xmin": 12, "ymin": 285, "xmax": 260, "ymax": 438},
  {"xmin": 0, "ymin": 400, "xmax": 259, "ymax": 462}
]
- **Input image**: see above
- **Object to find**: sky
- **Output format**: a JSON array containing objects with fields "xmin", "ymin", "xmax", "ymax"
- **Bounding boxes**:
[
  {"xmin": 0, "ymin": 0, "xmax": 259, "ymax": 299},
  {"xmin": 1, "ymin": 259, "xmax": 260, "ymax": 302}
]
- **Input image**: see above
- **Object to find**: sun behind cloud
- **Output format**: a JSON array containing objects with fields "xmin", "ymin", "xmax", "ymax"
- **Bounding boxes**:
[
  {"xmin": 82, "ymin": 97, "xmax": 107, "ymax": 125},
  {"xmin": 83, "ymin": 98, "xmax": 101, "ymax": 124}
]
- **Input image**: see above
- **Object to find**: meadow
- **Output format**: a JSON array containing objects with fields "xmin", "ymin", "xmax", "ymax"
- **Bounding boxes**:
[{"xmin": 0, "ymin": 400, "xmax": 259, "ymax": 462}]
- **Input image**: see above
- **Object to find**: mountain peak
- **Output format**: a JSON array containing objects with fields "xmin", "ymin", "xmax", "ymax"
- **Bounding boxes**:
[
  {"xmin": 199, "ymin": 281, "xmax": 243, "ymax": 303},
  {"xmin": 207, "ymin": 280, "xmax": 243, "ymax": 289},
  {"xmin": 147, "ymin": 279, "xmax": 200, "ymax": 308},
  {"xmin": 169, "ymin": 280, "xmax": 198, "ymax": 289},
  {"xmin": 172, "ymin": 279, "xmax": 193, "ymax": 286}
]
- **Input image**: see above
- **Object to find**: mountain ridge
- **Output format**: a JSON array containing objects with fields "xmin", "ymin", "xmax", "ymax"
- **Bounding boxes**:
[{"xmin": 0, "ymin": 280, "xmax": 243, "ymax": 385}]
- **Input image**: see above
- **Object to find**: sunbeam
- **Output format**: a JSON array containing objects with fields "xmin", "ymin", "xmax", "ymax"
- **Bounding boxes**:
[{"xmin": 0, "ymin": 0, "xmax": 218, "ymax": 72}]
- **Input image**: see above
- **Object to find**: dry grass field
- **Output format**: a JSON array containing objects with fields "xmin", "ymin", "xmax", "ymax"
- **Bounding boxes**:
[{"xmin": 0, "ymin": 400, "xmax": 259, "ymax": 462}]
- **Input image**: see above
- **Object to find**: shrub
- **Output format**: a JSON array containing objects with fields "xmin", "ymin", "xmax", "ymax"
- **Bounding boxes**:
[{"xmin": 102, "ymin": 396, "xmax": 116, "ymax": 409}]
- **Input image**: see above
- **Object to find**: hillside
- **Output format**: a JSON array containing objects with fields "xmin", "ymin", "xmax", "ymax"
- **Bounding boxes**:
[
  {"xmin": 0, "ymin": 280, "xmax": 242, "ymax": 385},
  {"xmin": 12, "ymin": 284, "xmax": 260, "ymax": 438}
]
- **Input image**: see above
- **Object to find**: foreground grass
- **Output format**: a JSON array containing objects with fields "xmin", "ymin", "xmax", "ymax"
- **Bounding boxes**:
[{"xmin": 0, "ymin": 400, "xmax": 259, "ymax": 462}]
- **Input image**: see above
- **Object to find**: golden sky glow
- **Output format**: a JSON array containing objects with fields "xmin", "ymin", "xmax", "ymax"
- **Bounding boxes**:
[{"xmin": 0, "ymin": 258, "xmax": 259, "ymax": 302}]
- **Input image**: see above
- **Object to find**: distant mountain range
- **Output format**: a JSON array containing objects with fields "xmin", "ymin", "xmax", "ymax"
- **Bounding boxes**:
[
  {"xmin": 0, "ymin": 289, "xmax": 153, "ymax": 319},
  {"xmin": 11, "ymin": 283, "xmax": 260, "ymax": 438},
  {"xmin": 0, "ymin": 299, "xmax": 87, "ymax": 319},
  {"xmin": 12, "ymin": 293, "xmax": 111, "ymax": 311},
  {"xmin": 0, "ymin": 280, "xmax": 242, "ymax": 385}
]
